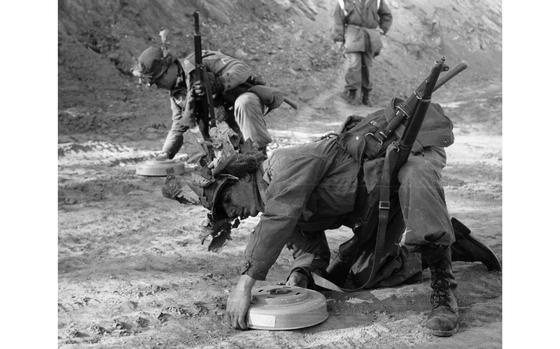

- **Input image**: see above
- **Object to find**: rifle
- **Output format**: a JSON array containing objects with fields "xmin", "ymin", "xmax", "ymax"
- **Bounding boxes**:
[
  {"xmin": 192, "ymin": 11, "xmax": 215, "ymax": 161},
  {"xmin": 324, "ymin": 58, "xmax": 458, "ymax": 290},
  {"xmin": 372, "ymin": 61, "xmax": 467, "ymax": 147}
]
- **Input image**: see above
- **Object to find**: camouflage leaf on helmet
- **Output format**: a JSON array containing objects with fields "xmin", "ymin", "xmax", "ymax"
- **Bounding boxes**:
[
  {"xmin": 162, "ymin": 175, "xmax": 183, "ymax": 199},
  {"xmin": 212, "ymin": 151, "xmax": 266, "ymax": 178},
  {"xmin": 191, "ymin": 172, "xmax": 214, "ymax": 188},
  {"xmin": 200, "ymin": 217, "xmax": 240, "ymax": 252},
  {"xmin": 207, "ymin": 229, "xmax": 232, "ymax": 252}
]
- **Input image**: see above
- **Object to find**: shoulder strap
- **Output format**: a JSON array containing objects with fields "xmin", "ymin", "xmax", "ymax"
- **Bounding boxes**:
[{"xmin": 337, "ymin": 0, "xmax": 348, "ymax": 16}]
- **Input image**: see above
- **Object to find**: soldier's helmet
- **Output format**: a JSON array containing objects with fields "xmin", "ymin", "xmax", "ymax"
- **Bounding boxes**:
[
  {"xmin": 132, "ymin": 46, "xmax": 175, "ymax": 85},
  {"xmin": 186, "ymin": 148, "xmax": 267, "ymax": 219},
  {"xmin": 187, "ymin": 173, "xmax": 238, "ymax": 220}
]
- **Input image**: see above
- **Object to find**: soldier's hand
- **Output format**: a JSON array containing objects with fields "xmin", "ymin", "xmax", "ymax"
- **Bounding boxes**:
[
  {"xmin": 226, "ymin": 275, "xmax": 256, "ymax": 330},
  {"xmin": 335, "ymin": 41, "xmax": 344, "ymax": 51},
  {"xmin": 286, "ymin": 270, "xmax": 309, "ymax": 288},
  {"xmin": 155, "ymin": 151, "xmax": 170, "ymax": 161},
  {"xmin": 193, "ymin": 80, "xmax": 204, "ymax": 97}
]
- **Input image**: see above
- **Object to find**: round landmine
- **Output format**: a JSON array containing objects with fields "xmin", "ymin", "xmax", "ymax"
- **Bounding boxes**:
[
  {"xmin": 136, "ymin": 159, "xmax": 185, "ymax": 177},
  {"xmin": 247, "ymin": 285, "xmax": 328, "ymax": 330}
]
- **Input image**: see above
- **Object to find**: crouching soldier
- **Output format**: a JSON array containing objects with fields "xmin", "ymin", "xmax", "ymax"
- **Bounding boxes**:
[
  {"xmin": 166, "ymin": 102, "xmax": 501, "ymax": 337},
  {"xmin": 132, "ymin": 46, "xmax": 285, "ymax": 159}
]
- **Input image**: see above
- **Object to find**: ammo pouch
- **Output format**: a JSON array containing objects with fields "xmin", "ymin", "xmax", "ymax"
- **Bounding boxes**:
[
  {"xmin": 338, "ymin": 98, "xmax": 455, "ymax": 162},
  {"xmin": 338, "ymin": 109, "xmax": 391, "ymax": 161}
]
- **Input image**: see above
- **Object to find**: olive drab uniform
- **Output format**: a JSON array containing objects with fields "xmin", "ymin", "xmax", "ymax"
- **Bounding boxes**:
[
  {"xmin": 333, "ymin": 0, "xmax": 392, "ymax": 100},
  {"xmin": 162, "ymin": 50, "xmax": 279, "ymax": 158},
  {"xmin": 241, "ymin": 100, "xmax": 456, "ymax": 290}
]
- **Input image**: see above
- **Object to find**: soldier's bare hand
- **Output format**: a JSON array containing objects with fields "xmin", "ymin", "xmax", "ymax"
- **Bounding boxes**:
[
  {"xmin": 155, "ymin": 151, "xmax": 170, "ymax": 161},
  {"xmin": 335, "ymin": 41, "xmax": 344, "ymax": 51},
  {"xmin": 226, "ymin": 275, "xmax": 255, "ymax": 330},
  {"xmin": 193, "ymin": 80, "xmax": 204, "ymax": 96},
  {"xmin": 286, "ymin": 270, "xmax": 309, "ymax": 288}
]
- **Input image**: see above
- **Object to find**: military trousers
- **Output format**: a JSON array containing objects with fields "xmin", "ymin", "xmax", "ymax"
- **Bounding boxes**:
[
  {"xmin": 344, "ymin": 51, "xmax": 375, "ymax": 93},
  {"xmin": 234, "ymin": 92, "xmax": 272, "ymax": 150},
  {"xmin": 286, "ymin": 147, "xmax": 455, "ymax": 285}
]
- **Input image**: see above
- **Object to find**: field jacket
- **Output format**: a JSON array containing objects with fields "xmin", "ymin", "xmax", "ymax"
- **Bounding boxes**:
[
  {"xmin": 333, "ymin": 0, "xmax": 392, "ymax": 53},
  {"xmin": 242, "ymin": 99, "xmax": 454, "ymax": 280},
  {"xmin": 243, "ymin": 137, "xmax": 362, "ymax": 280},
  {"xmin": 162, "ymin": 51, "xmax": 258, "ymax": 157}
]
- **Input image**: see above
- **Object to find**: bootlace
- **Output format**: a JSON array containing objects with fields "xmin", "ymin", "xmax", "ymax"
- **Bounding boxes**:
[{"xmin": 430, "ymin": 274, "xmax": 451, "ymax": 308}]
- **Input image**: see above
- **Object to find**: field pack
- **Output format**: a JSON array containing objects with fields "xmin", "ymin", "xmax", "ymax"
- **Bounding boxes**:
[{"xmin": 338, "ymin": 97, "xmax": 455, "ymax": 162}]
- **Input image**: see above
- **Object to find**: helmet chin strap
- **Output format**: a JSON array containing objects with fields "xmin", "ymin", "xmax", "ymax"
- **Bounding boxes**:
[{"xmin": 169, "ymin": 60, "xmax": 187, "ymax": 93}]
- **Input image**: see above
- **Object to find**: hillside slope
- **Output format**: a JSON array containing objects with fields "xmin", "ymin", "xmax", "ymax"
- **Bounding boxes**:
[{"xmin": 58, "ymin": 0, "xmax": 501, "ymax": 137}]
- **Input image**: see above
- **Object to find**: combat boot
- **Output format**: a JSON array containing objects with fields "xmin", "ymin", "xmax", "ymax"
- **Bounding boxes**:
[
  {"xmin": 341, "ymin": 89, "xmax": 358, "ymax": 105},
  {"xmin": 425, "ymin": 248, "xmax": 459, "ymax": 337},
  {"xmin": 286, "ymin": 267, "xmax": 313, "ymax": 289},
  {"xmin": 450, "ymin": 217, "xmax": 501, "ymax": 271},
  {"xmin": 421, "ymin": 218, "xmax": 502, "ymax": 271},
  {"xmin": 361, "ymin": 89, "xmax": 374, "ymax": 107}
]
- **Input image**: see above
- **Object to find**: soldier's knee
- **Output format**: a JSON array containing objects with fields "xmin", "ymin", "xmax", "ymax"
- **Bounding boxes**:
[
  {"xmin": 234, "ymin": 92, "xmax": 261, "ymax": 112},
  {"xmin": 399, "ymin": 156, "xmax": 439, "ymax": 186}
]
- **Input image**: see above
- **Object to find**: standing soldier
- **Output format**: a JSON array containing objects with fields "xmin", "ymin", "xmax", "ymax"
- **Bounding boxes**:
[{"xmin": 333, "ymin": 0, "xmax": 393, "ymax": 106}]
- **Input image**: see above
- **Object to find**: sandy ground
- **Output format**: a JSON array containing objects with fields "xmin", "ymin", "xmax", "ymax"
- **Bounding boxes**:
[{"xmin": 58, "ymin": 65, "xmax": 502, "ymax": 347}]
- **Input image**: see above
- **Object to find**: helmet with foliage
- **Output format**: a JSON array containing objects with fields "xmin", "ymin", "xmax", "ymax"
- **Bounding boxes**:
[
  {"xmin": 132, "ymin": 46, "xmax": 176, "ymax": 85},
  {"xmin": 161, "ymin": 144, "xmax": 266, "ymax": 251}
]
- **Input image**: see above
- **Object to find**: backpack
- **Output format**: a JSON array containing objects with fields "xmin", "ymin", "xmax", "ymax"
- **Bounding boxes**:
[{"xmin": 338, "ymin": 98, "xmax": 455, "ymax": 162}]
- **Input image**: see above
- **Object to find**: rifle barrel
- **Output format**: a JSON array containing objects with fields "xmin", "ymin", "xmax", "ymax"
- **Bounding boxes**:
[{"xmin": 193, "ymin": 11, "xmax": 200, "ymax": 34}]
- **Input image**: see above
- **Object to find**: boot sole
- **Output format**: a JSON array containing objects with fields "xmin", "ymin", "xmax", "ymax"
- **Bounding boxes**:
[{"xmin": 429, "ymin": 325, "xmax": 458, "ymax": 337}]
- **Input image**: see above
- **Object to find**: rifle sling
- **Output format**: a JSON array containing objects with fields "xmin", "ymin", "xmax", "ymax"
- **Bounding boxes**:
[
  {"xmin": 319, "ymin": 144, "xmax": 396, "ymax": 293},
  {"xmin": 201, "ymin": 71, "xmax": 216, "ymax": 127},
  {"xmin": 360, "ymin": 143, "xmax": 395, "ymax": 289}
]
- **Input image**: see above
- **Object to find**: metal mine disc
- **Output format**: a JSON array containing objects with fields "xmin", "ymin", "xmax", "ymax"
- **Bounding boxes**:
[
  {"xmin": 135, "ymin": 159, "xmax": 186, "ymax": 177},
  {"xmin": 247, "ymin": 285, "xmax": 329, "ymax": 330}
]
